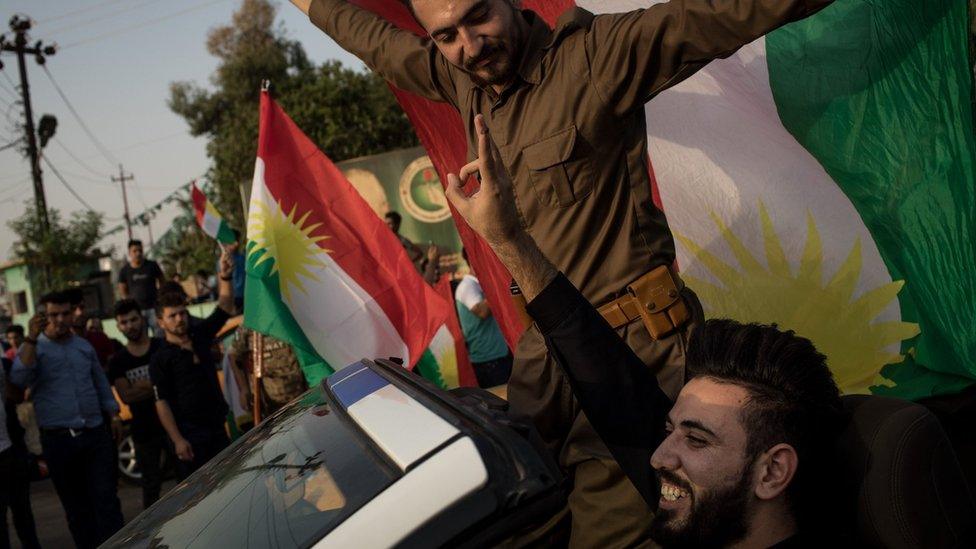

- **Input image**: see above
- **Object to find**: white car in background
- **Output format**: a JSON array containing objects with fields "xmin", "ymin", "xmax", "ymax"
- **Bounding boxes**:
[{"xmin": 104, "ymin": 358, "xmax": 565, "ymax": 548}]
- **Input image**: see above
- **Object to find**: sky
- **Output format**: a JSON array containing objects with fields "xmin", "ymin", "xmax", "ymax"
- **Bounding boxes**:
[{"xmin": 0, "ymin": 0, "xmax": 364, "ymax": 262}]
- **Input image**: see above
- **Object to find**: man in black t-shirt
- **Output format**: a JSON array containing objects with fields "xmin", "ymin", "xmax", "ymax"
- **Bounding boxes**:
[
  {"xmin": 108, "ymin": 299, "xmax": 167, "ymax": 508},
  {"xmin": 149, "ymin": 247, "xmax": 235, "ymax": 480},
  {"xmin": 118, "ymin": 240, "xmax": 165, "ymax": 330}
]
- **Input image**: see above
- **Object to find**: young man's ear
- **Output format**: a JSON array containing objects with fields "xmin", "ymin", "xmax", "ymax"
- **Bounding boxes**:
[{"xmin": 753, "ymin": 443, "xmax": 798, "ymax": 500}]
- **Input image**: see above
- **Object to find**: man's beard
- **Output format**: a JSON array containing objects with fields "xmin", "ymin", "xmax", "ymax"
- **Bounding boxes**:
[
  {"xmin": 463, "ymin": 43, "xmax": 514, "ymax": 86},
  {"xmin": 650, "ymin": 466, "xmax": 755, "ymax": 548}
]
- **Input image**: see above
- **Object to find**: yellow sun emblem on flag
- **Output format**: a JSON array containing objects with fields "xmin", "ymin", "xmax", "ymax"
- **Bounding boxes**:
[
  {"xmin": 248, "ymin": 198, "xmax": 331, "ymax": 301},
  {"xmin": 676, "ymin": 202, "xmax": 920, "ymax": 394}
]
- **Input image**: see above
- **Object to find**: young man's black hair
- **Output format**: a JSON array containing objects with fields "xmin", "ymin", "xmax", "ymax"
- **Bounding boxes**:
[
  {"xmin": 127, "ymin": 239, "xmax": 143, "ymax": 249},
  {"xmin": 154, "ymin": 291, "xmax": 187, "ymax": 319},
  {"xmin": 4, "ymin": 325, "xmax": 24, "ymax": 337},
  {"xmin": 681, "ymin": 319, "xmax": 844, "ymax": 531},
  {"xmin": 113, "ymin": 298, "xmax": 142, "ymax": 319}
]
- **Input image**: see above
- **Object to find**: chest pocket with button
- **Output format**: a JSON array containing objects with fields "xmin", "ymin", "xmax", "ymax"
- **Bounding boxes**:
[{"xmin": 522, "ymin": 126, "xmax": 592, "ymax": 208}]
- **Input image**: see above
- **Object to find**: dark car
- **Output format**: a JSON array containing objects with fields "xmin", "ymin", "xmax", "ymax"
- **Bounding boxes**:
[{"xmin": 104, "ymin": 358, "xmax": 565, "ymax": 548}]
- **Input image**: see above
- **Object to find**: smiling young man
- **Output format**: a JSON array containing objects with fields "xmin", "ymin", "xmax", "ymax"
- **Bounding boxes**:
[
  {"xmin": 446, "ymin": 116, "xmax": 844, "ymax": 546},
  {"xmin": 292, "ymin": 0, "xmax": 837, "ymax": 543}
]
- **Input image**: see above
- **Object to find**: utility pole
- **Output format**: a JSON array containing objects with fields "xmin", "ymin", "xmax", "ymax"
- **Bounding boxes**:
[
  {"xmin": 1, "ymin": 15, "xmax": 57, "ymax": 235},
  {"xmin": 111, "ymin": 164, "xmax": 135, "ymax": 241}
]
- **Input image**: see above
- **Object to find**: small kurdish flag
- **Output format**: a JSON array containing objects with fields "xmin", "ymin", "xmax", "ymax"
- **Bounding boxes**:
[
  {"xmin": 244, "ymin": 90, "xmax": 463, "ymax": 387},
  {"xmin": 191, "ymin": 182, "xmax": 236, "ymax": 245}
]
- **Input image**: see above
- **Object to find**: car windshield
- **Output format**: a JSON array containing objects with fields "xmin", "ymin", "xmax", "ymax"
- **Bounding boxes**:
[{"xmin": 108, "ymin": 387, "xmax": 398, "ymax": 548}]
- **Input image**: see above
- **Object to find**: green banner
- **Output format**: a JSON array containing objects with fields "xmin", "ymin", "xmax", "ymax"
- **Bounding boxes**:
[{"xmin": 339, "ymin": 147, "xmax": 463, "ymax": 272}]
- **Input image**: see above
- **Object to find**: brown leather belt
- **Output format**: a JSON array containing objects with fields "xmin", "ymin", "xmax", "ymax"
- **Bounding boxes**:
[{"xmin": 597, "ymin": 265, "xmax": 691, "ymax": 339}]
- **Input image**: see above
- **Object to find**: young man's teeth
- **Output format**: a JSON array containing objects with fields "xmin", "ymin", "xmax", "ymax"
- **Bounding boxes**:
[{"xmin": 661, "ymin": 484, "xmax": 688, "ymax": 501}]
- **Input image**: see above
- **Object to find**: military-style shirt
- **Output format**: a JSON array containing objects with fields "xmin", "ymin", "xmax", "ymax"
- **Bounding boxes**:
[
  {"xmin": 309, "ymin": 0, "xmax": 833, "ymax": 306},
  {"xmin": 231, "ymin": 329, "xmax": 308, "ymax": 408}
]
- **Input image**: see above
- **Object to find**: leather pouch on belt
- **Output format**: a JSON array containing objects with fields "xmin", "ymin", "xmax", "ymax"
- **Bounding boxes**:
[{"xmin": 627, "ymin": 265, "xmax": 691, "ymax": 339}]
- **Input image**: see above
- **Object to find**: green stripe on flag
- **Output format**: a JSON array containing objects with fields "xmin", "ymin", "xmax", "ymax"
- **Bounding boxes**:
[
  {"xmin": 216, "ymin": 222, "xmax": 237, "ymax": 245},
  {"xmin": 767, "ymin": 0, "xmax": 976, "ymax": 399},
  {"xmin": 415, "ymin": 349, "xmax": 447, "ymax": 389},
  {"xmin": 244, "ymin": 241, "xmax": 333, "ymax": 385}
]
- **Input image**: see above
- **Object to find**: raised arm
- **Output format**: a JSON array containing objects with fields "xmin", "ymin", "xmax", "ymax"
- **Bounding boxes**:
[
  {"xmin": 586, "ymin": 0, "xmax": 834, "ymax": 115},
  {"xmin": 290, "ymin": 0, "xmax": 457, "ymax": 104},
  {"xmin": 445, "ymin": 115, "xmax": 669, "ymax": 507}
]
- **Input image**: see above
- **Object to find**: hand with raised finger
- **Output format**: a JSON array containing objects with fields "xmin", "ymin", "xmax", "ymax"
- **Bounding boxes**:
[{"xmin": 445, "ymin": 114, "xmax": 522, "ymax": 247}]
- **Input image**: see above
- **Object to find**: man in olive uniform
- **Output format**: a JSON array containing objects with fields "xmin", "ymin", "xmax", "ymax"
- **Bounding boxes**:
[
  {"xmin": 229, "ymin": 328, "xmax": 309, "ymax": 416},
  {"xmin": 291, "ymin": 0, "xmax": 834, "ymax": 544}
]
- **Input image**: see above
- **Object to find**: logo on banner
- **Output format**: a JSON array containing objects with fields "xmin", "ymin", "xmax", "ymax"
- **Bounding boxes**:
[{"xmin": 399, "ymin": 156, "xmax": 451, "ymax": 223}]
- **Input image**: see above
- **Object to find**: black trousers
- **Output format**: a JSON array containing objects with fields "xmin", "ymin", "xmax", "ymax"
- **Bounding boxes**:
[
  {"xmin": 133, "ymin": 431, "xmax": 168, "ymax": 509},
  {"xmin": 0, "ymin": 446, "xmax": 41, "ymax": 549},
  {"xmin": 173, "ymin": 423, "xmax": 229, "ymax": 481},
  {"xmin": 472, "ymin": 353, "xmax": 514, "ymax": 389},
  {"xmin": 41, "ymin": 424, "xmax": 124, "ymax": 549}
]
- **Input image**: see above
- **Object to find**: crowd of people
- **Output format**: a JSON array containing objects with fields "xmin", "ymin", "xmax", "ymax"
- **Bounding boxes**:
[{"xmin": 0, "ymin": 233, "xmax": 311, "ymax": 548}]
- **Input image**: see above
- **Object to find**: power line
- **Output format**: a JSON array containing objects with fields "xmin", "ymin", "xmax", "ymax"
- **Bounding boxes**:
[
  {"xmin": 60, "ymin": 0, "xmax": 230, "ymax": 49},
  {"xmin": 53, "ymin": 137, "xmax": 109, "ymax": 178},
  {"xmin": 42, "ymin": 156, "xmax": 97, "ymax": 211},
  {"xmin": 44, "ymin": 0, "xmax": 159, "ymax": 37},
  {"xmin": 35, "ymin": 0, "xmax": 129, "ymax": 25},
  {"xmin": 0, "ymin": 69, "xmax": 17, "ymax": 91},
  {"xmin": 0, "ymin": 73, "xmax": 18, "ymax": 100},
  {"xmin": 40, "ymin": 64, "xmax": 120, "ymax": 167}
]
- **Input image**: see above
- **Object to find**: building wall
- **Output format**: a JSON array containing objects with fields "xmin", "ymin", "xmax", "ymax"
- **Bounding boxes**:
[{"xmin": 1, "ymin": 263, "xmax": 34, "ymax": 328}]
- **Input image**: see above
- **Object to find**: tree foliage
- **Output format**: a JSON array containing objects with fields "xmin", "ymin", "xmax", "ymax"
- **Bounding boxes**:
[
  {"xmin": 7, "ymin": 203, "xmax": 105, "ymax": 294},
  {"xmin": 166, "ymin": 0, "xmax": 417, "ymax": 253}
]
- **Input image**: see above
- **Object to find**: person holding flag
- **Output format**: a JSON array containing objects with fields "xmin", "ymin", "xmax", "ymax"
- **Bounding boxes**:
[
  {"xmin": 289, "ymin": 0, "xmax": 835, "ymax": 543},
  {"xmin": 192, "ymin": 182, "xmax": 247, "ymax": 312}
]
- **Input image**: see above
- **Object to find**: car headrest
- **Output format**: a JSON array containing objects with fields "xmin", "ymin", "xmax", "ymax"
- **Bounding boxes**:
[{"xmin": 833, "ymin": 394, "xmax": 976, "ymax": 548}]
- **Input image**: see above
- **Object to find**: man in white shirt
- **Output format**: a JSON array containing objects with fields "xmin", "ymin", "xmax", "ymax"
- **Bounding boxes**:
[{"xmin": 455, "ymin": 250, "xmax": 512, "ymax": 388}]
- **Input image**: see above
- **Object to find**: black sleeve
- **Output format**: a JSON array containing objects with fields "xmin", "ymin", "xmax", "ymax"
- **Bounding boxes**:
[
  {"xmin": 148, "ymin": 352, "xmax": 174, "ymax": 402},
  {"xmin": 118, "ymin": 264, "xmax": 130, "ymax": 284},
  {"xmin": 526, "ymin": 273, "xmax": 670, "ymax": 509},
  {"xmin": 197, "ymin": 306, "xmax": 231, "ymax": 342},
  {"xmin": 107, "ymin": 354, "xmax": 124, "ymax": 384},
  {"xmin": 151, "ymin": 261, "xmax": 164, "ymax": 280}
]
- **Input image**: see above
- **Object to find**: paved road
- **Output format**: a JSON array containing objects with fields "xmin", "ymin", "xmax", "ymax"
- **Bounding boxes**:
[{"xmin": 6, "ymin": 477, "xmax": 177, "ymax": 549}]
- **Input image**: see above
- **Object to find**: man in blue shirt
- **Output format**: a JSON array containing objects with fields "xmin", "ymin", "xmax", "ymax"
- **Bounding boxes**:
[{"xmin": 12, "ymin": 291, "xmax": 124, "ymax": 549}]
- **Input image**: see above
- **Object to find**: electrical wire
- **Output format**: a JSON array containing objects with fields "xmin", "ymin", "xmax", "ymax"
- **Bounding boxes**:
[
  {"xmin": 40, "ymin": 64, "xmax": 120, "ymax": 167},
  {"xmin": 44, "ymin": 0, "xmax": 160, "ymax": 37},
  {"xmin": 0, "ymin": 70, "xmax": 17, "ymax": 91},
  {"xmin": 35, "ymin": 0, "xmax": 130, "ymax": 25},
  {"xmin": 0, "ymin": 76, "xmax": 18, "ymax": 102},
  {"xmin": 53, "ymin": 137, "xmax": 110, "ymax": 178},
  {"xmin": 60, "ymin": 0, "xmax": 231, "ymax": 49},
  {"xmin": 0, "ymin": 138, "xmax": 22, "ymax": 152},
  {"xmin": 41, "ymin": 156, "xmax": 97, "ymax": 211}
]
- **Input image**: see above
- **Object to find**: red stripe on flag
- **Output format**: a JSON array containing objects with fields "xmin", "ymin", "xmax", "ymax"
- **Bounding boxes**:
[
  {"xmin": 190, "ymin": 181, "xmax": 208, "ymax": 227},
  {"xmin": 257, "ymin": 92, "xmax": 451, "ymax": 367}
]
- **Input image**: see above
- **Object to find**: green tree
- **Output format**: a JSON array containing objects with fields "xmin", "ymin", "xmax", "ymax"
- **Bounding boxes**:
[
  {"xmin": 7, "ymin": 203, "xmax": 105, "ymax": 294},
  {"xmin": 168, "ymin": 0, "xmax": 417, "ymax": 235}
]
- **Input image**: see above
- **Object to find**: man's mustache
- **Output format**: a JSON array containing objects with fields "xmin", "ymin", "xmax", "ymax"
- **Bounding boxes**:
[
  {"xmin": 656, "ymin": 468, "xmax": 692, "ymax": 493},
  {"xmin": 464, "ymin": 44, "xmax": 499, "ymax": 71}
]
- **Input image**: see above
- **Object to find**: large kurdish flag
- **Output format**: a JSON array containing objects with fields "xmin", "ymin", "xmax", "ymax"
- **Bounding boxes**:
[
  {"xmin": 353, "ymin": 0, "xmax": 975, "ymax": 399},
  {"xmin": 244, "ymin": 91, "xmax": 458, "ymax": 386},
  {"xmin": 578, "ymin": 0, "xmax": 975, "ymax": 398}
]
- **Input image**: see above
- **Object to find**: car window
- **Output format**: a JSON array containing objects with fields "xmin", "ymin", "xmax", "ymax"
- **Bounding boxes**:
[{"xmin": 110, "ymin": 389, "xmax": 398, "ymax": 548}]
